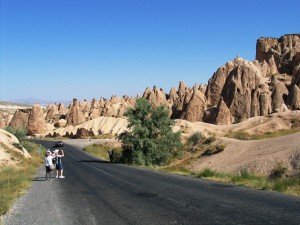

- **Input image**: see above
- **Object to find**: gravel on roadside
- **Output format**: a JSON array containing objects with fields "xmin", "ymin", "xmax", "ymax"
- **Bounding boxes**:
[{"xmin": 2, "ymin": 167, "xmax": 72, "ymax": 225}]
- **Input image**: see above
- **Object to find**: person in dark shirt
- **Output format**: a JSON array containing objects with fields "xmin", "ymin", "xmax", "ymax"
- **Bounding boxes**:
[{"xmin": 55, "ymin": 148, "xmax": 65, "ymax": 178}]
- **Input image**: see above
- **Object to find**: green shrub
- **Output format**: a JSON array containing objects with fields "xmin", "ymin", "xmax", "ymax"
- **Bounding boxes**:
[
  {"xmin": 21, "ymin": 140, "xmax": 36, "ymax": 153},
  {"xmin": 187, "ymin": 132, "xmax": 203, "ymax": 146},
  {"xmin": 196, "ymin": 168, "xmax": 217, "ymax": 177},
  {"xmin": 5, "ymin": 126, "xmax": 27, "ymax": 141},
  {"xmin": 270, "ymin": 163, "xmax": 288, "ymax": 179},
  {"xmin": 203, "ymin": 136, "xmax": 216, "ymax": 144},
  {"xmin": 240, "ymin": 168, "xmax": 251, "ymax": 179},
  {"xmin": 202, "ymin": 145, "xmax": 225, "ymax": 156}
]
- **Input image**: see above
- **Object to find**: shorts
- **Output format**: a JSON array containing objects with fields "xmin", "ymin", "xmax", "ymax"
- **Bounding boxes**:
[
  {"xmin": 56, "ymin": 164, "xmax": 63, "ymax": 170},
  {"xmin": 45, "ymin": 166, "xmax": 52, "ymax": 172}
]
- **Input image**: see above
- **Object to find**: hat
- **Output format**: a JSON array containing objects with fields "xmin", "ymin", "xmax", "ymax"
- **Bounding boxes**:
[{"xmin": 47, "ymin": 149, "xmax": 51, "ymax": 152}]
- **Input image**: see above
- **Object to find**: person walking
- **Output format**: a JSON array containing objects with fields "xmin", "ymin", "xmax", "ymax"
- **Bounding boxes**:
[
  {"xmin": 55, "ymin": 148, "xmax": 65, "ymax": 178},
  {"xmin": 45, "ymin": 150, "xmax": 54, "ymax": 181}
]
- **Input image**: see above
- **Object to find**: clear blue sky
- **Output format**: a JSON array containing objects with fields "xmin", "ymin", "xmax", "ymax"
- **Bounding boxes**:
[{"xmin": 1, "ymin": 0, "xmax": 299, "ymax": 102}]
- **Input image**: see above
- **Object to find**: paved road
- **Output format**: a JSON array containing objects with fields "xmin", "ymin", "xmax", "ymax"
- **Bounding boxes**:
[{"xmin": 4, "ymin": 140, "xmax": 300, "ymax": 225}]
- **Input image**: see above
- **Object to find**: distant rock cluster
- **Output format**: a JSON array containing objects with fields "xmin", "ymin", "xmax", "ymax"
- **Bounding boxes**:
[
  {"xmin": 142, "ymin": 34, "xmax": 300, "ymax": 124},
  {"xmin": 7, "ymin": 34, "xmax": 300, "ymax": 136}
]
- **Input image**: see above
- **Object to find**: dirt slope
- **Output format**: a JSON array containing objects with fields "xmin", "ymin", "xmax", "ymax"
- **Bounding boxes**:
[
  {"xmin": 188, "ymin": 132, "xmax": 300, "ymax": 176},
  {"xmin": 0, "ymin": 129, "xmax": 31, "ymax": 167}
]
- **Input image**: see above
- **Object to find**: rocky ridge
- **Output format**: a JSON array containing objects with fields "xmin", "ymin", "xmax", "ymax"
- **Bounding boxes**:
[{"xmin": 6, "ymin": 34, "xmax": 300, "ymax": 137}]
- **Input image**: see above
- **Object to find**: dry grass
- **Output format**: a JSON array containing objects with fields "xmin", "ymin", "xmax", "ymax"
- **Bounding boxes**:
[
  {"xmin": 83, "ymin": 143, "xmax": 116, "ymax": 161},
  {"xmin": 225, "ymin": 125, "xmax": 300, "ymax": 140},
  {"xmin": 157, "ymin": 165, "xmax": 300, "ymax": 196},
  {"xmin": 0, "ymin": 142, "xmax": 45, "ymax": 216},
  {"xmin": 194, "ymin": 168, "xmax": 300, "ymax": 196}
]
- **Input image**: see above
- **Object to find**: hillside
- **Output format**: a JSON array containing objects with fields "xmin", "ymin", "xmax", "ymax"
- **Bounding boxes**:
[
  {"xmin": 0, "ymin": 129, "xmax": 31, "ymax": 168},
  {"xmin": 188, "ymin": 132, "xmax": 300, "ymax": 176}
]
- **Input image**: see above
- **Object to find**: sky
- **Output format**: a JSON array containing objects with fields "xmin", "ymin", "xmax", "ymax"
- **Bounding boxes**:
[{"xmin": 1, "ymin": 0, "xmax": 299, "ymax": 103}]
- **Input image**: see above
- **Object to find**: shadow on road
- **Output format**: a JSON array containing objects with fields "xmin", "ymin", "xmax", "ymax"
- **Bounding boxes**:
[
  {"xmin": 32, "ymin": 177, "xmax": 47, "ymax": 182},
  {"xmin": 77, "ymin": 160, "xmax": 111, "ymax": 163}
]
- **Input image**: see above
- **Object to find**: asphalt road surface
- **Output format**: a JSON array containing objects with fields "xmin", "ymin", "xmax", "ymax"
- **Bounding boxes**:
[{"xmin": 4, "ymin": 140, "xmax": 300, "ymax": 225}]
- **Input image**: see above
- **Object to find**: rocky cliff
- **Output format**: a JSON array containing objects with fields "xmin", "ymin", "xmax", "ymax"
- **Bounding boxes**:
[{"xmin": 8, "ymin": 34, "xmax": 300, "ymax": 136}]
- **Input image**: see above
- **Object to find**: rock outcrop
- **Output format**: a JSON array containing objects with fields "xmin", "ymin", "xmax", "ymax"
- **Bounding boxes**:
[
  {"xmin": 271, "ymin": 77, "xmax": 289, "ymax": 112},
  {"xmin": 287, "ymin": 85, "xmax": 300, "ymax": 110},
  {"xmin": 9, "ymin": 34, "xmax": 300, "ymax": 136},
  {"xmin": 0, "ymin": 129, "xmax": 31, "ymax": 167},
  {"xmin": 0, "ymin": 112, "xmax": 14, "ymax": 129},
  {"xmin": 66, "ymin": 99, "xmax": 85, "ymax": 126},
  {"xmin": 9, "ymin": 109, "xmax": 31, "ymax": 130},
  {"xmin": 214, "ymin": 97, "xmax": 233, "ymax": 125},
  {"xmin": 180, "ymin": 85, "xmax": 206, "ymax": 122},
  {"xmin": 256, "ymin": 34, "xmax": 300, "ymax": 75},
  {"xmin": 221, "ymin": 58, "xmax": 266, "ymax": 122},
  {"xmin": 143, "ymin": 86, "xmax": 169, "ymax": 108},
  {"xmin": 27, "ymin": 104, "xmax": 47, "ymax": 135},
  {"xmin": 206, "ymin": 59, "xmax": 238, "ymax": 106},
  {"xmin": 45, "ymin": 104, "xmax": 59, "ymax": 123}
]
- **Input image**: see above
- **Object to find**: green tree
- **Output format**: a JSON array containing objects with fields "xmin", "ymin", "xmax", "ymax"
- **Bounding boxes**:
[{"xmin": 118, "ymin": 98, "xmax": 182, "ymax": 166}]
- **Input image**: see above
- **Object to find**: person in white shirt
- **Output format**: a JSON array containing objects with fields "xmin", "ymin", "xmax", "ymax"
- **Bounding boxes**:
[{"xmin": 45, "ymin": 150, "xmax": 54, "ymax": 181}]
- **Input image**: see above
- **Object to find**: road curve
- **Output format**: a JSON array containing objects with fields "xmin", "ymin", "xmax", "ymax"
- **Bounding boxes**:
[{"xmin": 4, "ymin": 140, "xmax": 300, "ymax": 225}]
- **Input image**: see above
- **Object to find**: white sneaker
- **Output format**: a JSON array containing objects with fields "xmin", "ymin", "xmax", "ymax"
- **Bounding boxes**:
[
  {"xmin": 59, "ymin": 176, "xmax": 65, "ymax": 178},
  {"xmin": 56, "ymin": 176, "xmax": 58, "ymax": 178}
]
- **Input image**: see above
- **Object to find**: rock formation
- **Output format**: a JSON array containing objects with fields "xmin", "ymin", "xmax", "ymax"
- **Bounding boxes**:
[
  {"xmin": 0, "ymin": 112, "xmax": 14, "ymax": 129},
  {"xmin": 27, "ymin": 104, "xmax": 47, "ymax": 135},
  {"xmin": 143, "ymin": 86, "xmax": 170, "ymax": 108},
  {"xmin": 9, "ymin": 109, "xmax": 30, "ymax": 130},
  {"xmin": 45, "ymin": 104, "xmax": 59, "ymax": 123},
  {"xmin": 66, "ymin": 99, "xmax": 85, "ymax": 126},
  {"xmin": 8, "ymin": 34, "xmax": 300, "ymax": 136},
  {"xmin": 180, "ymin": 85, "xmax": 206, "ymax": 122},
  {"xmin": 256, "ymin": 34, "xmax": 300, "ymax": 75},
  {"xmin": 205, "ymin": 59, "xmax": 238, "ymax": 107},
  {"xmin": 221, "ymin": 59, "xmax": 266, "ymax": 122},
  {"xmin": 287, "ymin": 85, "xmax": 300, "ymax": 110},
  {"xmin": 214, "ymin": 97, "xmax": 233, "ymax": 125},
  {"xmin": 271, "ymin": 76, "xmax": 289, "ymax": 112}
]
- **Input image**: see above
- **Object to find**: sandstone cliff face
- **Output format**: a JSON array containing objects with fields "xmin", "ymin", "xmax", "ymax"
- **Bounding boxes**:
[
  {"xmin": 287, "ymin": 85, "xmax": 300, "ymax": 110},
  {"xmin": 271, "ymin": 77, "xmax": 289, "ymax": 112},
  {"xmin": 205, "ymin": 59, "xmax": 238, "ymax": 106},
  {"xmin": 143, "ymin": 86, "xmax": 170, "ymax": 108},
  {"xmin": 45, "ymin": 104, "xmax": 59, "ymax": 123},
  {"xmin": 204, "ymin": 57, "xmax": 271, "ymax": 123},
  {"xmin": 27, "ymin": 104, "xmax": 47, "ymax": 135},
  {"xmin": 9, "ymin": 109, "xmax": 30, "ymax": 130},
  {"xmin": 10, "ymin": 34, "xmax": 300, "ymax": 136},
  {"xmin": 256, "ymin": 34, "xmax": 300, "ymax": 75},
  {"xmin": 0, "ymin": 112, "xmax": 13, "ymax": 129},
  {"xmin": 220, "ymin": 59, "xmax": 266, "ymax": 122},
  {"xmin": 180, "ymin": 85, "xmax": 206, "ymax": 122},
  {"xmin": 170, "ymin": 81, "xmax": 193, "ymax": 118},
  {"xmin": 66, "ymin": 99, "xmax": 85, "ymax": 126},
  {"xmin": 214, "ymin": 97, "xmax": 233, "ymax": 125}
]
